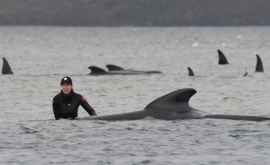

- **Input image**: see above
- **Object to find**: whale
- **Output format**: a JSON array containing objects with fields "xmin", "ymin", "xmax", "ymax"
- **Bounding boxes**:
[
  {"xmin": 255, "ymin": 55, "xmax": 264, "ymax": 72},
  {"xmin": 218, "ymin": 49, "xmax": 229, "ymax": 65},
  {"xmin": 90, "ymin": 88, "xmax": 270, "ymax": 121},
  {"xmin": 106, "ymin": 64, "xmax": 162, "ymax": 74},
  {"xmin": 187, "ymin": 67, "xmax": 195, "ymax": 76},
  {"xmin": 2, "ymin": 57, "xmax": 13, "ymax": 75},
  {"xmin": 243, "ymin": 71, "xmax": 248, "ymax": 77},
  {"xmin": 88, "ymin": 65, "xmax": 162, "ymax": 75},
  {"xmin": 106, "ymin": 64, "xmax": 124, "ymax": 71}
]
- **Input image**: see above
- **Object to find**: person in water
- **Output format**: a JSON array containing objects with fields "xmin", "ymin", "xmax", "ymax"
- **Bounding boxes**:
[{"xmin": 52, "ymin": 76, "xmax": 97, "ymax": 120}]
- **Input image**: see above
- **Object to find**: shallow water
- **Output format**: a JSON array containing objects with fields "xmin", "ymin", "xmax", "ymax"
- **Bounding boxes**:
[{"xmin": 1, "ymin": 27, "xmax": 270, "ymax": 164}]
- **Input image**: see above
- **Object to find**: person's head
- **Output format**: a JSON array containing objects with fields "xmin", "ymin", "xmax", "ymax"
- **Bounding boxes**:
[{"xmin": 60, "ymin": 76, "xmax": 73, "ymax": 94}]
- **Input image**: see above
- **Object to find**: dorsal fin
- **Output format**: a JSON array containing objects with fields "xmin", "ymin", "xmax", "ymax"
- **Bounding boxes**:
[
  {"xmin": 144, "ymin": 88, "xmax": 197, "ymax": 112},
  {"xmin": 88, "ymin": 66, "xmax": 107, "ymax": 75},
  {"xmin": 187, "ymin": 67, "xmax": 195, "ymax": 76},
  {"xmin": 255, "ymin": 55, "xmax": 264, "ymax": 72},
  {"xmin": 106, "ymin": 64, "xmax": 124, "ymax": 71},
  {"xmin": 243, "ymin": 72, "xmax": 248, "ymax": 77},
  {"xmin": 218, "ymin": 49, "xmax": 229, "ymax": 65},
  {"xmin": 2, "ymin": 57, "xmax": 13, "ymax": 75}
]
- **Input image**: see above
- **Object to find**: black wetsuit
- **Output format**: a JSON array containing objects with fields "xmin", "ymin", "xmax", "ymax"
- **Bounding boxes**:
[{"xmin": 52, "ymin": 90, "xmax": 96, "ymax": 120}]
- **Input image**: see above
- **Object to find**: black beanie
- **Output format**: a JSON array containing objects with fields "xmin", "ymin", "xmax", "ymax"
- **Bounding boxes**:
[{"xmin": 60, "ymin": 76, "xmax": 73, "ymax": 85}]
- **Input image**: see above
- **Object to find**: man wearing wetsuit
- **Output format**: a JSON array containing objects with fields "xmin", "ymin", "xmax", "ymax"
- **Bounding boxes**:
[{"xmin": 52, "ymin": 76, "xmax": 97, "ymax": 120}]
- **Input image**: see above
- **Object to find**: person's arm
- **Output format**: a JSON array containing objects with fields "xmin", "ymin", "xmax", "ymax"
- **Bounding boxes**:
[
  {"xmin": 52, "ymin": 98, "xmax": 61, "ymax": 120},
  {"xmin": 80, "ymin": 96, "xmax": 97, "ymax": 116}
]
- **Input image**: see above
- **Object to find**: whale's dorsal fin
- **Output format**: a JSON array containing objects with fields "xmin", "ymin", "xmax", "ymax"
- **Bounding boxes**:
[
  {"xmin": 106, "ymin": 64, "xmax": 124, "ymax": 71},
  {"xmin": 187, "ymin": 67, "xmax": 195, "ymax": 76},
  {"xmin": 88, "ymin": 66, "xmax": 107, "ymax": 75},
  {"xmin": 218, "ymin": 49, "xmax": 229, "ymax": 65},
  {"xmin": 255, "ymin": 55, "xmax": 264, "ymax": 72},
  {"xmin": 144, "ymin": 88, "xmax": 197, "ymax": 113},
  {"xmin": 2, "ymin": 57, "xmax": 13, "ymax": 75}
]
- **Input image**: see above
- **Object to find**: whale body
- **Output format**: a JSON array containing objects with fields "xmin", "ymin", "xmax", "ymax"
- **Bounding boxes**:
[
  {"xmin": 88, "ymin": 65, "xmax": 162, "ymax": 75},
  {"xmin": 90, "ymin": 88, "xmax": 270, "ymax": 121}
]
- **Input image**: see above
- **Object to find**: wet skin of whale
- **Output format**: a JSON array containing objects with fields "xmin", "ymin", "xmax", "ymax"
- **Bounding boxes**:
[
  {"xmin": 218, "ymin": 49, "xmax": 229, "ymax": 65},
  {"xmin": 2, "ymin": 57, "xmax": 13, "ymax": 75},
  {"xmin": 255, "ymin": 55, "xmax": 264, "ymax": 72},
  {"xmin": 187, "ymin": 67, "xmax": 195, "ymax": 76},
  {"xmin": 88, "ymin": 88, "xmax": 270, "ymax": 121},
  {"xmin": 88, "ymin": 65, "xmax": 162, "ymax": 75}
]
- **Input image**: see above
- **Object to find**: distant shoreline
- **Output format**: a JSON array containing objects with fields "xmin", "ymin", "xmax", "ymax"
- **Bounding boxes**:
[
  {"xmin": 0, "ymin": 25, "xmax": 269, "ymax": 27},
  {"xmin": 0, "ymin": 0, "xmax": 268, "ymax": 26}
]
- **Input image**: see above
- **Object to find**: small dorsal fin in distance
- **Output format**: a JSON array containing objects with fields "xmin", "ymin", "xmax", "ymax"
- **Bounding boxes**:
[
  {"xmin": 243, "ymin": 67, "xmax": 248, "ymax": 77},
  {"xmin": 243, "ymin": 72, "xmax": 248, "ymax": 77},
  {"xmin": 2, "ymin": 57, "xmax": 13, "ymax": 75},
  {"xmin": 187, "ymin": 67, "xmax": 195, "ymax": 76},
  {"xmin": 255, "ymin": 55, "xmax": 264, "ymax": 72},
  {"xmin": 144, "ymin": 88, "xmax": 197, "ymax": 112},
  {"xmin": 106, "ymin": 64, "xmax": 124, "ymax": 71},
  {"xmin": 218, "ymin": 49, "xmax": 229, "ymax": 65},
  {"xmin": 88, "ymin": 66, "xmax": 107, "ymax": 75}
]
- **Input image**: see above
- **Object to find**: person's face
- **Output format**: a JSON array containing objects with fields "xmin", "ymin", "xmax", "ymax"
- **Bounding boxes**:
[{"xmin": 61, "ymin": 84, "xmax": 73, "ymax": 94}]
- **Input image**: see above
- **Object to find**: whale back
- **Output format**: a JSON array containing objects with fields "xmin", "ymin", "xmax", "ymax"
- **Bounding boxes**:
[
  {"xmin": 218, "ymin": 49, "xmax": 229, "ymax": 65},
  {"xmin": 255, "ymin": 55, "xmax": 264, "ymax": 72},
  {"xmin": 2, "ymin": 57, "xmax": 13, "ymax": 75},
  {"xmin": 144, "ymin": 88, "xmax": 197, "ymax": 113},
  {"xmin": 106, "ymin": 64, "xmax": 124, "ymax": 71},
  {"xmin": 88, "ymin": 66, "xmax": 107, "ymax": 75}
]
